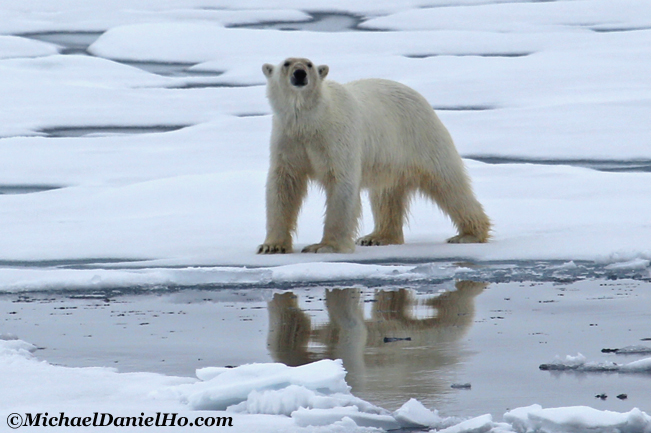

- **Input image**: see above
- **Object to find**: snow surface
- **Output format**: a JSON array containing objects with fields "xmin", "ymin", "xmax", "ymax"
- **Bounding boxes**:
[
  {"xmin": 1, "ymin": 0, "xmax": 651, "ymax": 431},
  {"xmin": 0, "ymin": 0, "xmax": 650, "ymax": 272}
]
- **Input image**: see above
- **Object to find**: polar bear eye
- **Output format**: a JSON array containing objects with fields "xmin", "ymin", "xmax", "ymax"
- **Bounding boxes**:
[
  {"xmin": 307, "ymin": 62, "xmax": 313, "ymax": 68},
  {"xmin": 283, "ymin": 61, "xmax": 291, "ymax": 68}
]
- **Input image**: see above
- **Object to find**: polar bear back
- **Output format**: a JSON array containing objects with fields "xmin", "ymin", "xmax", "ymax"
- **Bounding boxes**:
[{"xmin": 330, "ymin": 78, "xmax": 463, "ymax": 188}]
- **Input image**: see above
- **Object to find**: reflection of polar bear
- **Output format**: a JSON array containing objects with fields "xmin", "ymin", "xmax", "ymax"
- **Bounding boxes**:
[
  {"xmin": 266, "ymin": 282, "xmax": 487, "ymax": 392},
  {"xmin": 257, "ymin": 57, "xmax": 491, "ymax": 254}
]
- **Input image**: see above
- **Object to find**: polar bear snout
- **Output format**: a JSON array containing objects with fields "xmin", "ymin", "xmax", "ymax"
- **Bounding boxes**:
[{"xmin": 291, "ymin": 68, "xmax": 308, "ymax": 87}]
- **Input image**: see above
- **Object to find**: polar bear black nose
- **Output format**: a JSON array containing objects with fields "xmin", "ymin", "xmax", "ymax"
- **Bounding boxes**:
[{"xmin": 291, "ymin": 69, "xmax": 308, "ymax": 87}]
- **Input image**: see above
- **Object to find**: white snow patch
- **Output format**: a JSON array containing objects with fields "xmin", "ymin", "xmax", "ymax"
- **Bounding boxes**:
[{"xmin": 0, "ymin": 35, "xmax": 59, "ymax": 59}]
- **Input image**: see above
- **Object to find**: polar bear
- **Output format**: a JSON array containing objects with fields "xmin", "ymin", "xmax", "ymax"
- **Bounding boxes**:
[{"xmin": 257, "ymin": 57, "xmax": 490, "ymax": 254}]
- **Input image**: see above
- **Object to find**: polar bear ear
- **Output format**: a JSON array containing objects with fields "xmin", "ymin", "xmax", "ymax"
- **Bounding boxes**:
[
  {"xmin": 262, "ymin": 64, "xmax": 274, "ymax": 79},
  {"xmin": 317, "ymin": 65, "xmax": 329, "ymax": 80}
]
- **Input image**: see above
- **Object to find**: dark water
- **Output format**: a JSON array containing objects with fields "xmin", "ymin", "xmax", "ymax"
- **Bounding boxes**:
[
  {"xmin": 466, "ymin": 156, "xmax": 651, "ymax": 173},
  {"xmin": 0, "ymin": 185, "xmax": 62, "ymax": 195},
  {"xmin": 2, "ymin": 275, "xmax": 650, "ymax": 419},
  {"xmin": 406, "ymin": 52, "xmax": 532, "ymax": 59},
  {"xmin": 40, "ymin": 125, "xmax": 189, "ymax": 138},
  {"xmin": 228, "ymin": 12, "xmax": 372, "ymax": 32}
]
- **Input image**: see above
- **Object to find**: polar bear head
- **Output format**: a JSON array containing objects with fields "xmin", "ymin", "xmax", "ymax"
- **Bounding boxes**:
[{"xmin": 263, "ymin": 58, "xmax": 329, "ymax": 114}]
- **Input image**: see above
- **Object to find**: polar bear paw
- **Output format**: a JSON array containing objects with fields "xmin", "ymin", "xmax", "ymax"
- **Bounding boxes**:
[
  {"xmin": 257, "ymin": 243, "xmax": 291, "ymax": 254},
  {"xmin": 301, "ymin": 242, "xmax": 353, "ymax": 254},
  {"xmin": 447, "ymin": 234, "xmax": 484, "ymax": 244},
  {"xmin": 356, "ymin": 234, "xmax": 403, "ymax": 246}
]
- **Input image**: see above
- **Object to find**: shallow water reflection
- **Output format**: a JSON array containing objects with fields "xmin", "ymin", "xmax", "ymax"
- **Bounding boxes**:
[
  {"xmin": 268, "ymin": 282, "xmax": 486, "ymax": 405},
  {"xmin": 3, "ymin": 277, "xmax": 650, "ymax": 418}
]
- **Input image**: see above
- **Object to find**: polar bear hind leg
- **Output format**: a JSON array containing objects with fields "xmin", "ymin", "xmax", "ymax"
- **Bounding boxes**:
[{"xmin": 419, "ymin": 171, "xmax": 491, "ymax": 243}]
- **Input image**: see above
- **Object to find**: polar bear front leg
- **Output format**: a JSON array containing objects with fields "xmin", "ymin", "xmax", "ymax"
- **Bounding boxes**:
[
  {"xmin": 258, "ymin": 167, "xmax": 308, "ymax": 254},
  {"xmin": 302, "ymin": 174, "xmax": 360, "ymax": 254}
]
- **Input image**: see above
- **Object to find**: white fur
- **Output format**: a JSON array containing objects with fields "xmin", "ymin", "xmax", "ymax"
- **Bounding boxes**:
[{"xmin": 258, "ymin": 57, "xmax": 491, "ymax": 254}]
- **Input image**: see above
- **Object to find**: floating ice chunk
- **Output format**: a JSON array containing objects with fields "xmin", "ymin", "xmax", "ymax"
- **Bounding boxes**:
[
  {"xmin": 195, "ymin": 366, "xmax": 231, "ymax": 382},
  {"xmin": 540, "ymin": 353, "xmax": 651, "ymax": 373},
  {"xmin": 539, "ymin": 353, "xmax": 618, "ymax": 372},
  {"xmin": 562, "ymin": 353, "xmax": 587, "ymax": 366},
  {"xmin": 550, "ymin": 261, "xmax": 578, "ymax": 270},
  {"xmin": 620, "ymin": 357, "xmax": 651, "ymax": 373},
  {"xmin": 235, "ymin": 385, "xmax": 317, "ymax": 416},
  {"xmin": 292, "ymin": 406, "xmax": 400, "ymax": 430},
  {"xmin": 504, "ymin": 405, "xmax": 543, "ymax": 432},
  {"xmin": 0, "ymin": 338, "xmax": 37, "ymax": 357},
  {"xmin": 605, "ymin": 258, "xmax": 650, "ymax": 270},
  {"xmin": 436, "ymin": 414, "xmax": 494, "ymax": 433},
  {"xmin": 232, "ymin": 385, "xmax": 380, "ymax": 417},
  {"xmin": 504, "ymin": 405, "xmax": 651, "ymax": 433},
  {"xmin": 175, "ymin": 359, "xmax": 351, "ymax": 410},
  {"xmin": 310, "ymin": 416, "xmax": 384, "ymax": 433},
  {"xmin": 539, "ymin": 353, "xmax": 587, "ymax": 370},
  {"xmin": 174, "ymin": 359, "xmax": 405, "ymax": 430},
  {"xmin": 596, "ymin": 251, "xmax": 651, "ymax": 267},
  {"xmin": 603, "ymin": 345, "xmax": 651, "ymax": 355},
  {"xmin": 392, "ymin": 398, "xmax": 448, "ymax": 429}
]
